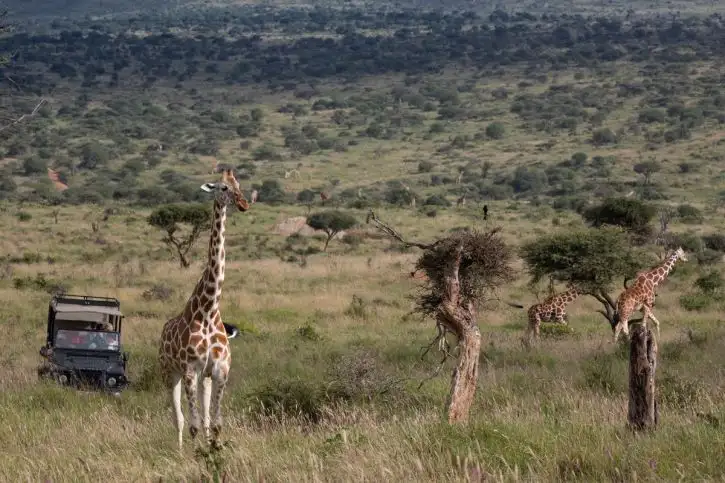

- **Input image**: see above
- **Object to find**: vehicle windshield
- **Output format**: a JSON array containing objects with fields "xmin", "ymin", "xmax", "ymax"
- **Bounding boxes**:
[{"xmin": 54, "ymin": 329, "xmax": 120, "ymax": 351}]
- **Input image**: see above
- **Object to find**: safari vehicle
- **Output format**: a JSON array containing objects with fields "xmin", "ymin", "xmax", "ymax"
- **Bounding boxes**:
[{"xmin": 38, "ymin": 294, "xmax": 129, "ymax": 395}]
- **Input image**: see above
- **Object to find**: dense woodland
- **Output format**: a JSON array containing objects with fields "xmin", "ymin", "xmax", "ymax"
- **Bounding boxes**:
[{"xmin": 2, "ymin": 5, "xmax": 725, "ymax": 210}]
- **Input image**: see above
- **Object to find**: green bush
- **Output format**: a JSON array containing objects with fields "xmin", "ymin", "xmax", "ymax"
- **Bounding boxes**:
[
  {"xmin": 677, "ymin": 204, "xmax": 704, "ymax": 224},
  {"xmin": 485, "ymin": 122, "xmax": 506, "ymax": 139},
  {"xmin": 679, "ymin": 293, "xmax": 713, "ymax": 311}
]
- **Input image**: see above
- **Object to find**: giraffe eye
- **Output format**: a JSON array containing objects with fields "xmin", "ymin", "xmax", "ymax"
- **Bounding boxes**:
[{"xmin": 220, "ymin": 184, "xmax": 229, "ymax": 191}]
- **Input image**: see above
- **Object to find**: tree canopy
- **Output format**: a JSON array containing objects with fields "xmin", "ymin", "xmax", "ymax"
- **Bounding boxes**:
[
  {"xmin": 520, "ymin": 227, "xmax": 648, "ymax": 294},
  {"xmin": 306, "ymin": 210, "xmax": 357, "ymax": 251},
  {"xmin": 147, "ymin": 203, "xmax": 212, "ymax": 267}
]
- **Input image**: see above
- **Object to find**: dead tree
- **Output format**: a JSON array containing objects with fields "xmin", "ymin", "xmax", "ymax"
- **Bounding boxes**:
[
  {"xmin": 367, "ymin": 210, "xmax": 514, "ymax": 423},
  {"xmin": 628, "ymin": 325, "xmax": 658, "ymax": 431}
]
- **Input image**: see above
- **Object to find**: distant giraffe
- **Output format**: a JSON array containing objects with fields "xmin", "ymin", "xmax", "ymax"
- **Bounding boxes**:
[
  {"xmin": 456, "ymin": 194, "xmax": 466, "ymax": 208},
  {"xmin": 612, "ymin": 247, "xmax": 688, "ymax": 342},
  {"xmin": 526, "ymin": 285, "xmax": 583, "ymax": 340},
  {"xmin": 158, "ymin": 169, "xmax": 250, "ymax": 450}
]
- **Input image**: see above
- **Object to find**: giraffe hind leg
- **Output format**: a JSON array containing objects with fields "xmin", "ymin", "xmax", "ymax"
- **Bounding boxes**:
[
  {"xmin": 209, "ymin": 362, "xmax": 230, "ymax": 449},
  {"xmin": 198, "ymin": 376, "xmax": 212, "ymax": 443},
  {"xmin": 183, "ymin": 370, "xmax": 202, "ymax": 444}
]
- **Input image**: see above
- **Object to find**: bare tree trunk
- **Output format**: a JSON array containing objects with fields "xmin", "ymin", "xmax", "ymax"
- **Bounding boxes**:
[
  {"xmin": 445, "ymin": 318, "xmax": 481, "ymax": 423},
  {"xmin": 628, "ymin": 325, "xmax": 658, "ymax": 431},
  {"xmin": 438, "ymin": 243, "xmax": 481, "ymax": 424}
]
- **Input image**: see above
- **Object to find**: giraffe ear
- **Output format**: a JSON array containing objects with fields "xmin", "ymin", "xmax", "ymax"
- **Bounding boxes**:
[{"xmin": 200, "ymin": 183, "xmax": 218, "ymax": 192}]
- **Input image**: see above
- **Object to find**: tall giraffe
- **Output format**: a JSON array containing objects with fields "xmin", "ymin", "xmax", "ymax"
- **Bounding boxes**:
[
  {"xmin": 612, "ymin": 247, "xmax": 687, "ymax": 342},
  {"xmin": 526, "ymin": 284, "xmax": 583, "ymax": 340},
  {"xmin": 159, "ymin": 169, "xmax": 249, "ymax": 450}
]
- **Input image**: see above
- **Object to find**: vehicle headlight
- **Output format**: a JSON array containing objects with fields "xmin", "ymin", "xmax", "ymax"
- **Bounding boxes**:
[{"xmin": 107, "ymin": 377, "xmax": 117, "ymax": 387}]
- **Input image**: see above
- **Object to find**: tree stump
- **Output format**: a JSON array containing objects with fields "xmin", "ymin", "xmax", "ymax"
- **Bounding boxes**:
[{"xmin": 627, "ymin": 325, "xmax": 658, "ymax": 431}]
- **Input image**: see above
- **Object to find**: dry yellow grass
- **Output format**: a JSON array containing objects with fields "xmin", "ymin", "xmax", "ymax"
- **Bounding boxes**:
[{"xmin": 1, "ymin": 202, "xmax": 724, "ymax": 482}]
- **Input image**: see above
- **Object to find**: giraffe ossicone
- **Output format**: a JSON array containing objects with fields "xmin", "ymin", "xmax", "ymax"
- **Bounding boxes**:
[
  {"xmin": 158, "ymin": 168, "xmax": 249, "ymax": 450},
  {"xmin": 612, "ymin": 246, "xmax": 688, "ymax": 343}
]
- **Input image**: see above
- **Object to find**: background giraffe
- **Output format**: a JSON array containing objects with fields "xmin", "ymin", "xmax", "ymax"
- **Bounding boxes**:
[
  {"xmin": 158, "ymin": 169, "xmax": 249, "ymax": 450},
  {"xmin": 612, "ymin": 246, "xmax": 688, "ymax": 342},
  {"xmin": 526, "ymin": 284, "xmax": 583, "ymax": 340}
]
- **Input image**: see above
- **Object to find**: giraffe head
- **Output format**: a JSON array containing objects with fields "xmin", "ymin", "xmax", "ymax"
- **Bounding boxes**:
[
  {"xmin": 671, "ymin": 246, "xmax": 688, "ymax": 263},
  {"xmin": 200, "ymin": 169, "xmax": 249, "ymax": 212}
]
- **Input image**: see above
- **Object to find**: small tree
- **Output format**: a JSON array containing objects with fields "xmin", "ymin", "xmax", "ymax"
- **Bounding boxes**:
[
  {"xmin": 148, "ymin": 203, "xmax": 212, "ymax": 268},
  {"xmin": 296, "ymin": 189, "xmax": 316, "ymax": 213},
  {"xmin": 633, "ymin": 160, "xmax": 661, "ymax": 186},
  {"xmin": 306, "ymin": 210, "xmax": 357, "ymax": 251},
  {"xmin": 367, "ymin": 211, "xmax": 514, "ymax": 423},
  {"xmin": 520, "ymin": 227, "xmax": 650, "ymax": 330}
]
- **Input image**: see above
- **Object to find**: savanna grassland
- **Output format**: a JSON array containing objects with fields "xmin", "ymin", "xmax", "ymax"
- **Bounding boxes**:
[{"xmin": 2, "ymin": 2, "xmax": 725, "ymax": 482}]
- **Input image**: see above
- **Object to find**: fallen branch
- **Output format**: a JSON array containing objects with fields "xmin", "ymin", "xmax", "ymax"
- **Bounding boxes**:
[
  {"xmin": 0, "ymin": 98, "xmax": 46, "ymax": 133},
  {"xmin": 366, "ymin": 209, "xmax": 435, "ymax": 250}
]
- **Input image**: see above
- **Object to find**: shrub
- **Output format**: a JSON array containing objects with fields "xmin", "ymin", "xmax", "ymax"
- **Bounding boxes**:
[
  {"xmin": 591, "ymin": 128, "xmax": 617, "ymax": 145},
  {"xmin": 676, "ymin": 204, "xmax": 704, "ymax": 224},
  {"xmin": 581, "ymin": 197, "xmax": 655, "ymax": 241},
  {"xmin": 485, "ymin": 122, "xmax": 506, "ymax": 139},
  {"xmin": 702, "ymin": 233, "xmax": 725, "ymax": 252},
  {"xmin": 423, "ymin": 194, "xmax": 451, "ymax": 207},
  {"xmin": 679, "ymin": 293, "xmax": 713, "ymax": 311},
  {"xmin": 694, "ymin": 271, "xmax": 724, "ymax": 295},
  {"xmin": 418, "ymin": 160, "xmax": 435, "ymax": 173}
]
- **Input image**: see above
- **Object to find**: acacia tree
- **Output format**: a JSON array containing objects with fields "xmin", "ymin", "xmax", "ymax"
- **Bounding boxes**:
[
  {"xmin": 520, "ymin": 227, "xmax": 651, "ymax": 331},
  {"xmin": 368, "ymin": 211, "xmax": 514, "ymax": 423},
  {"xmin": 306, "ymin": 210, "xmax": 357, "ymax": 251},
  {"xmin": 148, "ymin": 203, "xmax": 212, "ymax": 268}
]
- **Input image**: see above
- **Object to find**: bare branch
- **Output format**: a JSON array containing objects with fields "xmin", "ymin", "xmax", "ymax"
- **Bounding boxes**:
[
  {"xmin": 366, "ymin": 209, "xmax": 435, "ymax": 250},
  {"xmin": 0, "ymin": 98, "xmax": 46, "ymax": 133}
]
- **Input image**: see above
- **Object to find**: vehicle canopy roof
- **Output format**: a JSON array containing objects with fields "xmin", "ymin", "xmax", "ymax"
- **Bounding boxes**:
[{"xmin": 51, "ymin": 297, "xmax": 123, "ymax": 325}]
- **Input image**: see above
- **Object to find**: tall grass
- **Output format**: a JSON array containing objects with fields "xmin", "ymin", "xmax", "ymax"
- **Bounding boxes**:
[{"xmin": 1, "ymin": 204, "xmax": 724, "ymax": 481}]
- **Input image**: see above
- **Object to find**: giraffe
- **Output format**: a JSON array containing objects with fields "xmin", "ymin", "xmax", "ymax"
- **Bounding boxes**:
[
  {"xmin": 526, "ymin": 284, "xmax": 583, "ymax": 340},
  {"xmin": 612, "ymin": 247, "xmax": 687, "ymax": 343},
  {"xmin": 158, "ymin": 168, "xmax": 249, "ymax": 450}
]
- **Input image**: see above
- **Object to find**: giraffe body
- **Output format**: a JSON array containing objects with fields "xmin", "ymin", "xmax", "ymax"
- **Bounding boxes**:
[
  {"xmin": 158, "ymin": 169, "xmax": 249, "ymax": 450},
  {"xmin": 527, "ymin": 286, "xmax": 582, "ymax": 339},
  {"xmin": 612, "ymin": 247, "xmax": 687, "ymax": 342}
]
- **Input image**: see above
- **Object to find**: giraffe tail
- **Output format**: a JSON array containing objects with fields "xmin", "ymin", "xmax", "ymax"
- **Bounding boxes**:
[
  {"xmin": 223, "ymin": 323, "xmax": 239, "ymax": 340},
  {"xmin": 503, "ymin": 301, "xmax": 525, "ymax": 309}
]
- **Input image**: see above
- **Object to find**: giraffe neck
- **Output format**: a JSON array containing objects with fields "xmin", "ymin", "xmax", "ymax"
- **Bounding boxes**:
[
  {"xmin": 181, "ymin": 200, "xmax": 227, "ymax": 322},
  {"xmin": 205, "ymin": 200, "xmax": 227, "ymax": 314},
  {"xmin": 649, "ymin": 252, "xmax": 679, "ymax": 287}
]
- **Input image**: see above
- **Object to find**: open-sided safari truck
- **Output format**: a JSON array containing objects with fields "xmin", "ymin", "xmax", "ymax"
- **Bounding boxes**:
[{"xmin": 38, "ymin": 294, "xmax": 129, "ymax": 395}]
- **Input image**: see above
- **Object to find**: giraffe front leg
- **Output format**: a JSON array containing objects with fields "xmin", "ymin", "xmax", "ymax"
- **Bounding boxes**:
[
  {"xmin": 645, "ymin": 308, "xmax": 661, "ymax": 338},
  {"xmin": 170, "ymin": 373, "xmax": 185, "ymax": 450},
  {"xmin": 210, "ymin": 363, "xmax": 230, "ymax": 449},
  {"xmin": 198, "ymin": 376, "xmax": 212, "ymax": 444},
  {"xmin": 183, "ymin": 371, "xmax": 202, "ymax": 445},
  {"xmin": 528, "ymin": 314, "xmax": 541, "ymax": 341},
  {"xmin": 613, "ymin": 311, "xmax": 630, "ymax": 343}
]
